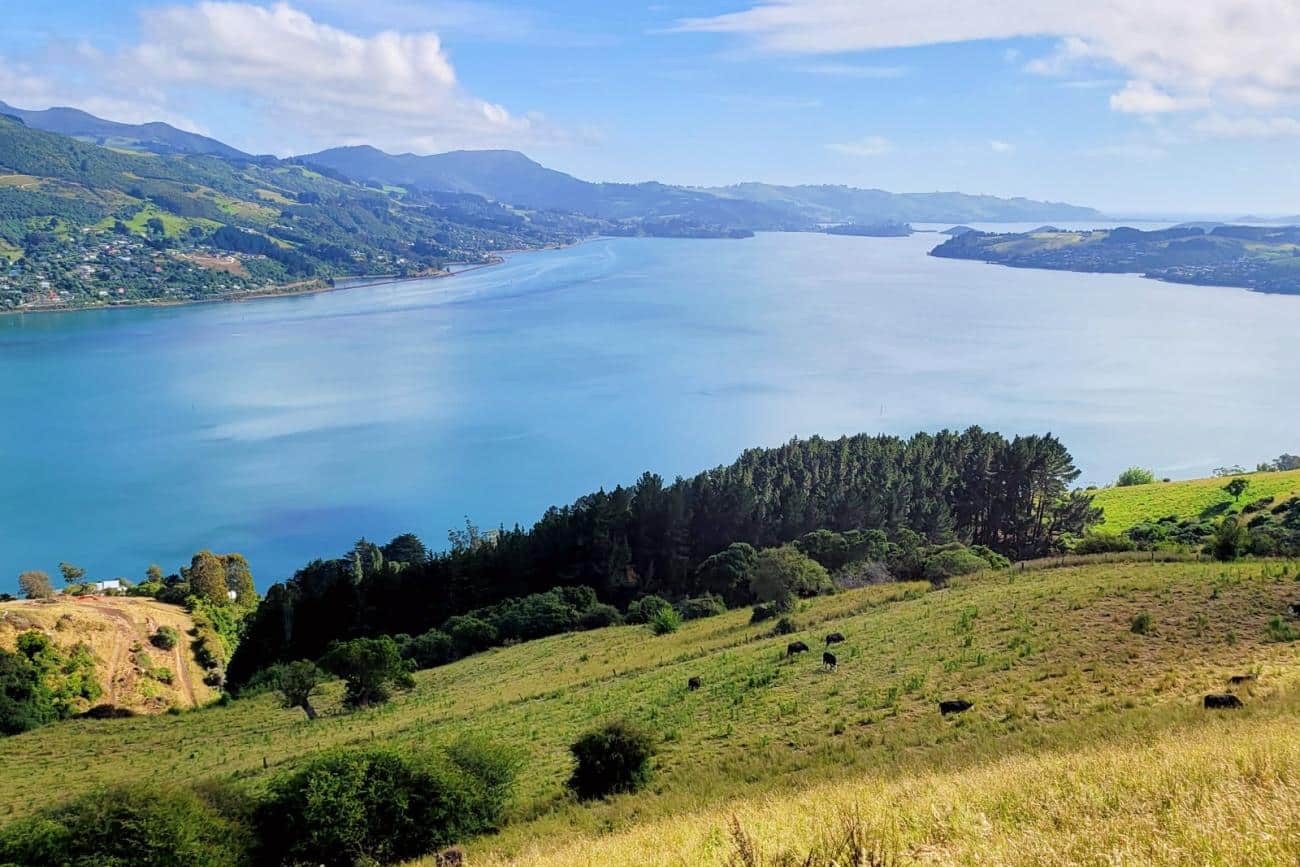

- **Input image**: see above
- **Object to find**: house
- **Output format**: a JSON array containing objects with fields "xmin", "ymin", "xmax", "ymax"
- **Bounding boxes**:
[{"xmin": 90, "ymin": 579, "xmax": 123, "ymax": 593}]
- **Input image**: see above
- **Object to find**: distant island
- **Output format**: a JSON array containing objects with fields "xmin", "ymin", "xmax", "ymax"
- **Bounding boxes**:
[
  {"xmin": 823, "ymin": 221, "xmax": 912, "ymax": 237},
  {"xmin": 930, "ymin": 225, "xmax": 1300, "ymax": 295}
]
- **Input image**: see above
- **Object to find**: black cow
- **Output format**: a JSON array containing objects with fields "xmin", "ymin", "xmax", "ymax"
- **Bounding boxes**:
[
  {"xmin": 825, "ymin": 632, "xmax": 845, "ymax": 646},
  {"xmin": 786, "ymin": 641, "xmax": 810, "ymax": 657},
  {"xmin": 1228, "ymin": 673, "xmax": 1257, "ymax": 685},
  {"xmin": 822, "ymin": 651, "xmax": 837, "ymax": 670},
  {"xmin": 687, "ymin": 676, "xmax": 702, "ymax": 691},
  {"xmin": 1204, "ymin": 693, "xmax": 1244, "ymax": 709},
  {"xmin": 1289, "ymin": 602, "xmax": 1300, "ymax": 618},
  {"xmin": 939, "ymin": 699, "xmax": 973, "ymax": 715}
]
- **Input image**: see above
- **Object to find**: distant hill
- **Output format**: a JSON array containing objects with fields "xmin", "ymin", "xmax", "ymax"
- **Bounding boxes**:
[
  {"xmin": 0, "ymin": 100, "xmax": 250, "ymax": 159},
  {"xmin": 1092, "ymin": 468, "xmax": 1300, "ymax": 531},
  {"xmin": 704, "ymin": 181, "xmax": 1105, "ymax": 224},
  {"xmin": 0, "ymin": 596, "xmax": 214, "ymax": 714},
  {"xmin": 300, "ymin": 145, "xmax": 1103, "ymax": 228}
]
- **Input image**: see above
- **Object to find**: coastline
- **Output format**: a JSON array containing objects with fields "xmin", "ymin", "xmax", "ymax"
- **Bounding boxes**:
[{"xmin": 0, "ymin": 246, "xmax": 561, "ymax": 319}]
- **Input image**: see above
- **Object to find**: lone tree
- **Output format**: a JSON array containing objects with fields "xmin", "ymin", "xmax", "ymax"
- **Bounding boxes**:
[
  {"xmin": 276, "ymin": 660, "xmax": 325, "ymax": 720},
  {"xmin": 1115, "ymin": 467, "xmax": 1156, "ymax": 487},
  {"xmin": 1223, "ymin": 477, "xmax": 1250, "ymax": 502},
  {"xmin": 187, "ymin": 551, "xmax": 228, "ymax": 605},
  {"xmin": 58, "ymin": 562, "xmax": 86, "ymax": 586},
  {"xmin": 749, "ymin": 546, "xmax": 832, "ymax": 613},
  {"xmin": 17, "ymin": 571, "xmax": 53, "ymax": 600},
  {"xmin": 321, "ymin": 637, "xmax": 413, "ymax": 708}
]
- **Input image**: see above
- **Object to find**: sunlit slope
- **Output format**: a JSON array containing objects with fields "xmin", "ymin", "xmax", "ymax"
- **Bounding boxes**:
[
  {"xmin": 0, "ymin": 597, "xmax": 214, "ymax": 715},
  {"xmin": 1092, "ymin": 468, "xmax": 1300, "ymax": 531},
  {"xmin": 0, "ymin": 561, "xmax": 1297, "ymax": 865}
]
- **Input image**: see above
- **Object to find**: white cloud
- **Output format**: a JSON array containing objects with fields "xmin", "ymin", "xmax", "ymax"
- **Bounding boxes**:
[
  {"xmin": 1084, "ymin": 143, "xmax": 1167, "ymax": 160},
  {"xmin": 989, "ymin": 139, "xmax": 1014, "ymax": 153},
  {"xmin": 5, "ymin": 2, "xmax": 558, "ymax": 155},
  {"xmin": 797, "ymin": 62, "xmax": 908, "ymax": 78},
  {"xmin": 675, "ymin": 1, "xmax": 1300, "ymax": 137},
  {"xmin": 827, "ymin": 135, "xmax": 892, "ymax": 157},
  {"xmin": 1193, "ymin": 114, "xmax": 1300, "ymax": 138}
]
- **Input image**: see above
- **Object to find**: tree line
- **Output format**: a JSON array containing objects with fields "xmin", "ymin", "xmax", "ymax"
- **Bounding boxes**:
[{"xmin": 229, "ymin": 428, "xmax": 1096, "ymax": 685}]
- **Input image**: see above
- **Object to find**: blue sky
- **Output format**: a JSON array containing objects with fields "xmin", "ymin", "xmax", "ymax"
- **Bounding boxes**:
[{"xmin": 2, "ymin": 1, "xmax": 1298, "ymax": 215}]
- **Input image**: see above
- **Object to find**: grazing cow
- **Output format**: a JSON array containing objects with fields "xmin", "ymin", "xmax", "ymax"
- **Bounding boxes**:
[
  {"xmin": 786, "ymin": 640, "xmax": 810, "ymax": 657},
  {"xmin": 1228, "ymin": 673, "xmax": 1257, "ymax": 685},
  {"xmin": 1289, "ymin": 602, "xmax": 1300, "ymax": 618},
  {"xmin": 939, "ymin": 699, "xmax": 973, "ymax": 716},
  {"xmin": 822, "ymin": 651, "xmax": 837, "ymax": 670},
  {"xmin": 825, "ymin": 632, "xmax": 845, "ymax": 646},
  {"xmin": 1204, "ymin": 693, "xmax": 1244, "ymax": 709},
  {"xmin": 688, "ymin": 676, "xmax": 702, "ymax": 691}
]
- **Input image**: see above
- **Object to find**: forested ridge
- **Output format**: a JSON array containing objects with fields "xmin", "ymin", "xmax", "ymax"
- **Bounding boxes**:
[{"xmin": 230, "ymin": 428, "xmax": 1096, "ymax": 683}]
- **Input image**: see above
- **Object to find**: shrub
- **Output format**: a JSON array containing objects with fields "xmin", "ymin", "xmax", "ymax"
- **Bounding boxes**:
[
  {"xmin": 0, "ymin": 781, "xmax": 253, "ymax": 866},
  {"xmin": 1130, "ymin": 612, "xmax": 1153, "ymax": 634},
  {"xmin": 568, "ymin": 720, "xmax": 656, "ymax": 800},
  {"xmin": 1211, "ymin": 518, "xmax": 1247, "ymax": 562},
  {"xmin": 675, "ymin": 594, "xmax": 726, "ymax": 621},
  {"xmin": 772, "ymin": 616, "xmax": 797, "ymax": 636},
  {"xmin": 969, "ymin": 545, "xmax": 1012, "ymax": 570},
  {"xmin": 151, "ymin": 625, "xmax": 180, "ymax": 650},
  {"xmin": 921, "ymin": 547, "xmax": 988, "ymax": 585},
  {"xmin": 625, "ymin": 595, "xmax": 672, "ymax": 624},
  {"xmin": 578, "ymin": 603, "xmax": 623, "ymax": 630},
  {"xmin": 258, "ymin": 745, "xmax": 515, "ymax": 866},
  {"xmin": 401, "ymin": 629, "xmax": 458, "ymax": 669},
  {"xmin": 1266, "ymin": 616, "xmax": 1299, "ymax": 643},
  {"xmin": 832, "ymin": 560, "xmax": 893, "ymax": 589},
  {"xmin": 1072, "ymin": 531, "xmax": 1137, "ymax": 555},
  {"xmin": 444, "ymin": 616, "xmax": 498, "ymax": 655},
  {"xmin": 749, "ymin": 603, "xmax": 778, "ymax": 623},
  {"xmin": 750, "ymin": 546, "xmax": 833, "ymax": 611},
  {"xmin": 1115, "ymin": 467, "xmax": 1157, "ymax": 487},
  {"xmin": 694, "ymin": 542, "xmax": 758, "ymax": 605},
  {"xmin": 649, "ymin": 606, "xmax": 682, "ymax": 635},
  {"xmin": 320, "ymin": 636, "xmax": 413, "ymax": 708}
]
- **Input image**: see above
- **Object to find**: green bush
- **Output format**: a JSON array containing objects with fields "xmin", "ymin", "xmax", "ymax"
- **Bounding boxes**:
[
  {"xmin": 675, "ymin": 594, "xmax": 726, "ymax": 621},
  {"xmin": 649, "ymin": 606, "xmax": 682, "ymax": 635},
  {"xmin": 320, "ymin": 636, "xmax": 414, "ymax": 708},
  {"xmin": 625, "ymin": 595, "xmax": 672, "ymax": 624},
  {"xmin": 772, "ymin": 616, "xmax": 798, "ymax": 636},
  {"xmin": 150, "ymin": 625, "xmax": 180, "ymax": 650},
  {"xmin": 750, "ymin": 546, "xmax": 833, "ymax": 610},
  {"xmin": 400, "ymin": 629, "xmax": 458, "ymax": 669},
  {"xmin": 257, "ymin": 745, "xmax": 514, "ymax": 866},
  {"xmin": 1072, "ymin": 531, "xmax": 1137, "ymax": 555},
  {"xmin": 1115, "ymin": 467, "xmax": 1157, "ymax": 487},
  {"xmin": 921, "ymin": 547, "xmax": 988, "ymax": 585},
  {"xmin": 568, "ymin": 719, "xmax": 656, "ymax": 800},
  {"xmin": 578, "ymin": 603, "xmax": 623, "ymax": 630},
  {"xmin": 969, "ymin": 545, "xmax": 1012, "ymax": 570},
  {"xmin": 1130, "ymin": 612, "xmax": 1153, "ymax": 635},
  {"xmin": 444, "ymin": 615, "xmax": 498, "ymax": 655},
  {"xmin": 0, "ymin": 781, "xmax": 253, "ymax": 866},
  {"xmin": 749, "ymin": 603, "xmax": 778, "ymax": 623}
]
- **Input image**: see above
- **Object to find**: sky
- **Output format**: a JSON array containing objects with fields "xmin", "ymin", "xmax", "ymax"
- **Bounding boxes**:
[{"xmin": 2, "ymin": 0, "xmax": 1299, "ymax": 215}]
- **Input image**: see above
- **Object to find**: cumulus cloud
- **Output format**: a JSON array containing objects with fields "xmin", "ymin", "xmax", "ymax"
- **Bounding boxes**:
[
  {"xmin": 1193, "ymin": 114, "xmax": 1300, "ymax": 138},
  {"xmin": 827, "ymin": 135, "xmax": 892, "ymax": 157},
  {"xmin": 5, "ymin": 2, "xmax": 555, "ymax": 155},
  {"xmin": 675, "ymin": 1, "xmax": 1300, "ymax": 137}
]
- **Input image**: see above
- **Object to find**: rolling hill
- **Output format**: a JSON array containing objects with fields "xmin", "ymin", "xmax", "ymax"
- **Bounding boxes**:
[
  {"xmin": 0, "ymin": 596, "xmax": 215, "ymax": 714},
  {"xmin": 0, "ymin": 100, "xmax": 250, "ymax": 159},
  {"xmin": 2, "ymin": 559, "xmax": 1297, "ymax": 865},
  {"xmin": 300, "ymin": 146, "xmax": 1104, "ymax": 227},
  {"xmin": 1093, "ymin": 468, "xmax": 1300, "ymax": 531}
]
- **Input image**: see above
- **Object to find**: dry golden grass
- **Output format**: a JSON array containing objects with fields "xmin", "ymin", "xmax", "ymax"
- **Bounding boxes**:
[
  {"xmin": 0, "ymin": 596, "xmax": 213, "ymax": 713},
  {"xmin": 473, "ymin": 706, "xmax": 1300, "ymax": 866}
]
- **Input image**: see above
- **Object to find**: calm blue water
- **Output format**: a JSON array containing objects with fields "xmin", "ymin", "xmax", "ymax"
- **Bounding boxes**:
[{"xmin": 3, "ymin": 229, "xmax": 1297, "ymax": 590}]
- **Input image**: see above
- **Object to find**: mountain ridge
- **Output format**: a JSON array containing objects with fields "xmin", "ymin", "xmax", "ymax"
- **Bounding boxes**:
[{"xmin": 0, "ymin": 100, "xmax": 251, "ymax": 159}]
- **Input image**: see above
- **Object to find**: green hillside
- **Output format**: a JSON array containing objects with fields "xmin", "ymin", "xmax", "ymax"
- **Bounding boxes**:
[
  {"xmin": 0, "ymin": 116, "xmax": 591, "ymax": 311},
  {"xmin": 3, "ymin": 559, "xmax": 1298, "ymax": 864},
  {"xmin": 1093, "ymin": 469, "xmax": 1300, "ymax": 531}
]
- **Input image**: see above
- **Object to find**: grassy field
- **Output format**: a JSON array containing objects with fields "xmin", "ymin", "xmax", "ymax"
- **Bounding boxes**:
[
  {"xmin": 0, "ymin": 597, "xmax": 214, "ymax": 715},
  {"xmin": 1, "ymin": 560, "xmax": 1298, "ymax": 864},
  {"xmin": 1092, "ymin": 468, "xmax": 1300, "ymax": 531}
]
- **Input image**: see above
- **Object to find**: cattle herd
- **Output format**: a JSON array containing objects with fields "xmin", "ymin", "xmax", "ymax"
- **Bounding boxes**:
[{"xmin": 685, "ymin": 615, "xmax": 1272, "ymax": 717}]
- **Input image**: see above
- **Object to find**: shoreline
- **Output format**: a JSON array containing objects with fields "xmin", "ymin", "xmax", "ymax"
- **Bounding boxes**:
[{"xmin": 0, "ymin": 245, "xmax": 567, "ymax": 319}]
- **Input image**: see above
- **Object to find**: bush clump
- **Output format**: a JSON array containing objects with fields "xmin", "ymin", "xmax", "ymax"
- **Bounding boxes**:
[
  {"xmin": 675, "ymin": 594, "xmax": 727, "ymax": 621},
  {"xmin": 749, "ymin": 603, "xmax": 778, "ymax": 623},
  {"xmin": 1130, "ymin": 611, "xmax": 1153, "ymax": 635},
  {"xmin": 772, "ymin": 616, "xmax": 798, "ymax": 636},
  {"xmin": 625, "ymin": 594, "xmax": 672, "ymax": 624},
  {"xmin": 921, "ymin": 547, "xmax": 989, "ymax": 585},
  {"xmin": 578, "ymin": 603, "xmax": 623, "ymax": 630},
  {"xmin": 0, "ymin": 781, "xmax": 253, "ymax": 867},
  {"xmin": 151, "ymin": 625, "xmax": 180, "ymax": 650},
  {"xmin": 649, "ymin": 606, "xmax": 683, "ymax": 635},
  {"xmin": 568, "ymin": 719, "xmax": 656, "ymax": 800},
  {"xmin": 258, "ymin": 742, "xmax": 516, "ymax": 866}
]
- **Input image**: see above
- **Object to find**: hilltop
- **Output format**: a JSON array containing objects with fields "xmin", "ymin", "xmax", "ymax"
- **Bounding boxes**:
[
  {"xmin": 1093, "ymin": 468, "xmax": 1300, "ymax": 531},
  {"xmin": 1, "ymin": 559, "xmax": 1297, "ymax": 864},
  {"xmin": 0, "ymin": 100, "xmax": 250, "ymax": 159},
  {"xmin": 0, "ymin": 596, "xmax": 214, "ymax": 714}
]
